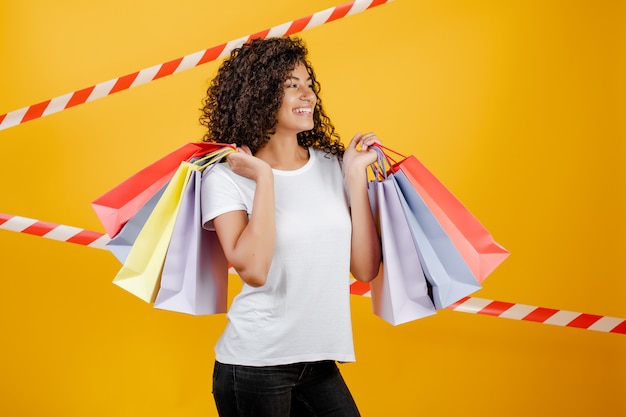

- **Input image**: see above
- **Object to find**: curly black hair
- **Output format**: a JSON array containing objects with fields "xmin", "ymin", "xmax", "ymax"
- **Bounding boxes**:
[{"xmin": 200, "ymin": 37, "xmax": 344, "ymax": 156}]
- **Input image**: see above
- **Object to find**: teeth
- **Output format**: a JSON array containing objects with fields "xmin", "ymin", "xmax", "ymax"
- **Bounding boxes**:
[{"xmin": 294, "ymin": 108, "xmax": 311, "ymax": 113}]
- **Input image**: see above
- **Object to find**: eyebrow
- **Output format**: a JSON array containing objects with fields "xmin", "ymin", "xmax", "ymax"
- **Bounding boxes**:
[{"xmin": 286, "ymin": 75, "xmax": 312, "ymax": 82}]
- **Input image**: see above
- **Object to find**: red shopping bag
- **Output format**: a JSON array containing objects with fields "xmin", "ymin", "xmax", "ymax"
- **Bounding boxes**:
[
  {"xmin": 92, "ymin": 142, "xmax": 232, "ymax": 238},
  {"xmin": 377, "ymin": 144, "xmax": 509, "ymax": 282}
]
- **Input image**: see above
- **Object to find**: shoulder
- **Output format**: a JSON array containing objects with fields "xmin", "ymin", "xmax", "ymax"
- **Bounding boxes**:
[
  {"xmin": 202, "ymin": 162, "xmax": 230, "ymax": 185},
  {"xmin": 203, "ymin": 162, "xmax": 253, "ymax": 188}
]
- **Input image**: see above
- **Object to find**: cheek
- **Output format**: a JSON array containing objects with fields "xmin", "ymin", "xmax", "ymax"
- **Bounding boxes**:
[{"xmin": 276, "ymin": 107, "xmax": 292, "ymax": 125}]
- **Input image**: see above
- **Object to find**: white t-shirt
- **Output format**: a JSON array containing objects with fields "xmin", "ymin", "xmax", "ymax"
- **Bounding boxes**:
[{"xmin": 201, "ymin": 148, "xmax": 355, "ymax": 366}]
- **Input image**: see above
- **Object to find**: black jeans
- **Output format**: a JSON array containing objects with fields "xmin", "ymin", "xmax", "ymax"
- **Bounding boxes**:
[{"xmin": 212, "ymin": 360, "xmax": 361, "ymax": 417}]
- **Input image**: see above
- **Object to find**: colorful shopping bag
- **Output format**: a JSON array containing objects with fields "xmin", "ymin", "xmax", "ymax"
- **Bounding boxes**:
[
  {"xmin": 368, "ymin": 157, "xmax": 437, "ymax": 325},
  {"xmin": 112, "ymin": 162, "xmax": 195, "ymax": 303},
  {"xmin": 105, "ymin": 183, "xmax": 167, "ymax": 263},
  {"xmin": 393, "ymin": 170, "xmax": 482, "ymax": 309},
  {"xmin": 378, "ymin": 145, "xmax": 509, "ymax": 282},
  {"xmin": 112, "ymin": 147, "xmax": 234, "ymax": 304},
  {"xmin": 153, "ymin": 166, "xmax": 229, "ymax": 315},
  {"xmin": 92, "ymin": 142, "xmax": 232, "ymax": 238}
]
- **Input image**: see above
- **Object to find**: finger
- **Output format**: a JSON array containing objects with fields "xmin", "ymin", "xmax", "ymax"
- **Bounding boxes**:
[
  {"xmin": 360, "ymin": 133, "xmax": 379, "ymax": 151},
  {"xmin": 348, "ymin": 132, "xmax": 363, "ymax": 149},
  {"xmin": 364, "ymin": 138, "xmax": 381, "ymax": 150},
  {"xmin": 361, "ymin": 132, "xmax": 378, "ymax": 142},
  {"xmin": 238, "ymin": 145, "xmax": 252, "ymax": 155}
]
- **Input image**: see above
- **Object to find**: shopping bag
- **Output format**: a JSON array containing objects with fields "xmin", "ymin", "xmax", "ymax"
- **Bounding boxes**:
[
  {"xmin": 378, "ymin": 145, "xmax": 509, "ymax": 282},
  {"xmin": 368, "ymin": 157, "xmax": 437, "ymax": 325},
  {"xmin": 112, "ymin": 147, "xmax": 235, "ymax": 304},
  {"xmin": 393, "ymin": 170, "xmax": 482, "ymax": 309},
  {"xmin": 105, "ymin": 183, "xmax": 167, "ymax": 263},
  {"xmin": 112, "ymin": 161, "xmax": 196, "ymax": 303},
  {"xmin": 103, "ymin": 146, "xmax": 235, "ymax": 263},
  {"xmin": 153, "ymin": 166, "xmax": 229, "ymax": 315},
  {"xmin": 92, "ymin": 142, "xmax": 232, "ymax": 238}
]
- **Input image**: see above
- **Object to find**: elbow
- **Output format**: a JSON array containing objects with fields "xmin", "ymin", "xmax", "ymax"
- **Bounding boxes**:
[
  {"xmin": 243, "ymin": 274, "xmax": 267, "ymax": 287},
  {"xmin": 353, "ymin": 271, "xmax": 380, "ymax": 283},
  {"xmin": 351, "ymin": 260, "xmax": 382, "ymax": 283},
  {"xmin": 351, "ymin": 242, "xmax": 382, "ymax": 283},
  {"xmin": 226, "ymin": 246, "xmax": 273, "ymax": 288},
  {"xmin": 235, "ymin": 263, "xmax": 270, "ymax": 287}
]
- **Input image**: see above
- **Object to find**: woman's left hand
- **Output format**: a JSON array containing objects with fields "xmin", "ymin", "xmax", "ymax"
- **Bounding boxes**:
[
  {"xmin": 343, "ymin": 132, "xmax": 381, "ymax": 181},
  {"xmin": 343, "ymin": 132, "xmax": 383, "ymax": 282}
]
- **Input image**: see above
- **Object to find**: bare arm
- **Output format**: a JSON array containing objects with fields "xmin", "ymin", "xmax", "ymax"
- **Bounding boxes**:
[
  {"xmin": 343, "ymin": 133, "xmax": 382, "ymax": 282},
  {"xmin": 212, "ymin": 146, "xmax": 275, "ymax": 287}
]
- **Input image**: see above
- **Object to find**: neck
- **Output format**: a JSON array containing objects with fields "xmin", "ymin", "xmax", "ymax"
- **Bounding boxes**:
[{"xmin": 256, "ymin": 135, "xmax": 309, "ymax": 170}]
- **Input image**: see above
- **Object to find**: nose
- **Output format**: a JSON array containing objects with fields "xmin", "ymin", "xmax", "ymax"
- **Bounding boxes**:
[{"xmin": 300, "ymin": 87, "xmax": 316, "ymax": 102}]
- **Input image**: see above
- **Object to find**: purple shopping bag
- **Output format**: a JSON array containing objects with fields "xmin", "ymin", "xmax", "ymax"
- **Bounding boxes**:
[
  {"xmin": 368, "ymin": 170, "xmax": 437, "ymax": 325},
  {"xmin": 153, "ymin": 166, "xmax": 229, "ymax": 315}
]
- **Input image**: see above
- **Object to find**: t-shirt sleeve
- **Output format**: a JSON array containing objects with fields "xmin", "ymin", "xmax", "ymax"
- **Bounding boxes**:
[
  {"xmin": 200, "ymin": 165, "xmax": 247, "ymax": 231},
  {"xmin": 338, "ymin": 158, "xmax": 351, "ymax": 208}
]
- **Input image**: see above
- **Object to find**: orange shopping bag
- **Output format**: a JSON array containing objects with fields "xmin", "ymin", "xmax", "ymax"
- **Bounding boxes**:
[{"xmin": 377, "ymin": 144, "xmax": 509, "ymax": 283}]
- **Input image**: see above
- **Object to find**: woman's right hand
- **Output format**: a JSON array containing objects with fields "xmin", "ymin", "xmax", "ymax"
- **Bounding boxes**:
[{"xmin": 226, "ymin": 145, "xmax": 273, "ymax": 182}]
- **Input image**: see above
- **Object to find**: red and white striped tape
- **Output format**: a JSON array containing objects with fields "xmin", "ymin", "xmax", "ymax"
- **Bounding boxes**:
[
  {"xmin": 0, "ymin": 0, "xmax": 393, "ymax": 131},
  {"xmin": 446, "ymin": 296, "xmax": 626, "ymax": 335},
  {"xmin": 350, "ymin": 279, "xmax": 626, "ymax": 334},
  {"xmin": 2, "ymin": 213, "xmax": 624, "ymax": 334},
  {"xmin": 0, "ymin": 213, "xmax": 109, "ymax": 249}
]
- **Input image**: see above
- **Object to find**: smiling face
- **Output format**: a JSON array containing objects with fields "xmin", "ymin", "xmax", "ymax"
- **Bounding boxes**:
[{"xmin": 273, "ymin": 62, "xmax": 316, "ymax": 137}]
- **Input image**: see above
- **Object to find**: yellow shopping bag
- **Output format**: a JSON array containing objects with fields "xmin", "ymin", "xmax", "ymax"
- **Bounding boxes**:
[
  {"xmin": 112, "ymin": 148, "xmax": 234, "ymax": 303},
  {"xmin": 112, "ymin": 161, "xmax": 196, "ymax": 303}
]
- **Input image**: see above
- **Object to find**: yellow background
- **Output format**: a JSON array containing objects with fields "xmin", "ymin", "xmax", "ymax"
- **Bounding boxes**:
[{"xmin": 1, "ymin": 0, "xmax": 625, "ymax": 415}]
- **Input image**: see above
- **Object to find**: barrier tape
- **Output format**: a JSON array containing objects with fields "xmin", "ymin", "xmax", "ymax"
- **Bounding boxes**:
[
  {"xmin": 0, "ymin": 0, "xmax": 393, "ymax": 131},
  {"xmin": 446, "ymin": 296, "xmax": 626, "ymax": 335},
  {"xmin": 351, "ymin": 281, "xmax": 626, "ymax": 335},
  {"xmin": 3, "ymin": 213, "xmax": 624, "ymax": 334},
  {"xmin": 0, "ymin": 213, "xmax": 109, "ymax": 249}
]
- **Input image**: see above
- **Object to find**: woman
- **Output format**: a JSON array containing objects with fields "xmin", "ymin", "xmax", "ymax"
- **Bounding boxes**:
[{"xmin": 200, "ymin": 36, "xmax": 381, "ymax": 417}]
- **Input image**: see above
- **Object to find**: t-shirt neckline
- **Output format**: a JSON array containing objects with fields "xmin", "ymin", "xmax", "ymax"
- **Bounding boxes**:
[{"xmin": 272, "ymin": 148, "xmax": 316, "ymax": 177}]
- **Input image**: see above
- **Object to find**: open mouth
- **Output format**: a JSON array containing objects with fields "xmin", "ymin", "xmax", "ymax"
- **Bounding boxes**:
[{"xmin": 293, "ymin": 107, "xmax": 312, "ymax": 114}]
